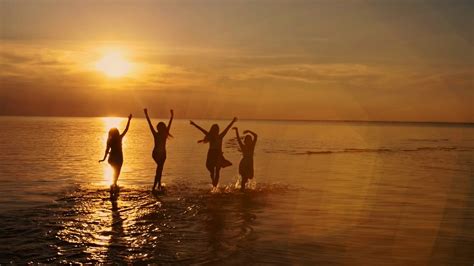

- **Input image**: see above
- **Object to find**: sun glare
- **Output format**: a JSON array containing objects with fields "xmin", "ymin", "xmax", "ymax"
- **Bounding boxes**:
[
  {"xmin": 95, "ymin": 50, "xmax": 132, "ymax": 78},
  {"xmin": 102, "ymin": 117, "xmax": 124, "ymax": 129}
]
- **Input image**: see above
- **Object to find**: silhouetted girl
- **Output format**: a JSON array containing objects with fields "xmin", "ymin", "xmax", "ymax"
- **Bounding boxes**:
[
  {"xmin": 233, "ymin": 128, "xmax": 257, "ymax": 191},
  {"xmin": 190, "ymin": 118, "xmax": 237, "ymax": 187},
  {"xmin": 99, "ymin": 114, "xmax": 132, "ymax": 190},
  {"xmin": 144, "ymin": 108, "xmax": 174, "ymax": 191}
]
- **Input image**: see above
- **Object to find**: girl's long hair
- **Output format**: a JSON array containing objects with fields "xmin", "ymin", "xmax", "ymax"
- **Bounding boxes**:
[
  {"xmin": 107, "ymin": 128, "xmax": 121, "ymax": 146},
  {"xmin": 244, "ymin": 134, "xmax": 253, "ymax": 146},
  {"xmin": 157, "ymin": 122, "xmax": 173, "ymax": 139},
  {"xmin": 198, "ymin": 124, "xmax": 219, "ymax": 143}
]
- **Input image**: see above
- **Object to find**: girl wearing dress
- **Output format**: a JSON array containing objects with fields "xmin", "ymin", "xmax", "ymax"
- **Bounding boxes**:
[{"xmin": 190, "ymin": 118, "xmax": 237, "ymax": 187}]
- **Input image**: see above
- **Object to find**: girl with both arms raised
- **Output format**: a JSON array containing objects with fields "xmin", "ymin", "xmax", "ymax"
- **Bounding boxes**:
[
  {"xmin": 233, "ymin": 127, "xmax": 257, "ymax": 191},
  {"xmin": 190, "ymin": 117, "xmax": 237, "ymax": 188},
  {"xmin": 144, "ymin": 108, "xmax": 174, "ymax": 192},
  {"xmin": 99, "ymin": 114, "xmax": 132, "ymax": 191}
]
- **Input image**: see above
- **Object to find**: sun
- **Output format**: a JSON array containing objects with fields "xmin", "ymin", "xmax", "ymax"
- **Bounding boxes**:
[{"xmin": 95, "ymin": 50, "xmax": 132, "ymax": 78}]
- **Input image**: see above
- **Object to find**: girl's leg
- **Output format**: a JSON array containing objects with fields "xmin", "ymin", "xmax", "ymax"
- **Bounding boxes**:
[
  {"xmin": 113, "ymin": 165, "xmax": 122, "ymax": 187},
  {"xmin": 208, "ymin": 167, "xmax": 215, "ymax": 186},
  {"xmin": 207, "ymin": 151, "xmax": 218, "ymax": 186},
  {"xmin": 152, "ymin": 164, "xmax": 159, "ymax": 191},
  {"xmin": 241, "ymin": 177, "xmax": 247, "ymax": 191},
  {"xmin": 155, "ymin": 163, "xmax": 164, "ymax": 190},
  {"xmin": 213, "ymin": 166, "xmax": 221, "ymax": 187},
  {"xmin": 152, "ymin": 155, "xmax": 166, "ymax": 191}
]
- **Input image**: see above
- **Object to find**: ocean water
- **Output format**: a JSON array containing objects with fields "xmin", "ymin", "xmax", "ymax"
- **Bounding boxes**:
[{"xmin": 0, "ymin": 116, "xmax": 473, "ymax": 264}]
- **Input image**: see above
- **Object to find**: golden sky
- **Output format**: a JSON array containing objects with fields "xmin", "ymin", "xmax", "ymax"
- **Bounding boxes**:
[{"xmin": 1, "ymin": 0, "xmax": 473, "ymax": 122}]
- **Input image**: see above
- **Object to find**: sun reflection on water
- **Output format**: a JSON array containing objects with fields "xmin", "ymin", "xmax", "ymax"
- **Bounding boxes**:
[
  {"xmin": 55, "ymin": 189, "xmax": 150, "ymax": 263},
  {"xmin": 103, "ymin": 164, "xmax": 114, "ymax": 186},
  {"xmin": 101, "ymin": 117, "xmax": 124, "ymax": 131}
]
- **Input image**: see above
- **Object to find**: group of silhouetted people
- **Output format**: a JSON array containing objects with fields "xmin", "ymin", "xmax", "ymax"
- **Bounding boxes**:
[{"xmin": 99, "ymin": 109, "xmax": 257, "ymax": 194}]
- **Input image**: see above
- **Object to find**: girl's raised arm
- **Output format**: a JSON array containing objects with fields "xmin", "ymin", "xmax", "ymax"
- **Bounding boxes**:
[
  {"xmin": 167, "ymin": 109, "xmax": 174, "ymax": 132},
  {"xmin": 144, "ymin": 109, "xmax": 156, "ymax": 135},
  {"xmin": 190, "ymin": 120, "xmax": 208, "ymax": 135},
  {"xmin": 233, "ymin": 127, "xmax": 244, "ymax": 150},
  {"xmin": 220, "ymin": 117, "xmax": 238, "ymax": 138},
  {"xmin": 243, "ymin": 129, "xmax": 258, "ymax": 144},
  {"xmin": 120, "ymin": 114, "xmax": 132, "ymax": 137}
]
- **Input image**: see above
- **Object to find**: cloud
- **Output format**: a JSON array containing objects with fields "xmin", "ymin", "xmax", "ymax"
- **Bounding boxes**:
[
  {"xmin": 0, "ymin": 51, "xmax": 33, "ymax": 64},
  {"xmin": 0, "ymin": 43, "xmax": 212, "ymax": 92},
  {"xmin": 241, "ymin": 64, "xmax": 382, "ymax": 84},
  {"xmin": 1, "ymin": 41, "xmax": 472, "ymax": 121}
]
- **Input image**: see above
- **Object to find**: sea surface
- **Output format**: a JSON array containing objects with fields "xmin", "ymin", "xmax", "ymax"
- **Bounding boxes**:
[{"xmin": 0, "ymin": 116, "xmax": 473, "ymax": 264}]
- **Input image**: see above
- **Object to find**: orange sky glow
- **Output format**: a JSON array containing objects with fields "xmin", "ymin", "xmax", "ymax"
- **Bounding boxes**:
[{"xmin": 0, "ymin": 0, "xmax": 472, "ymax": 122}]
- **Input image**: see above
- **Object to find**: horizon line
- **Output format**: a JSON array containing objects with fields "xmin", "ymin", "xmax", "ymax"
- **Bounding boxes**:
[{"xmin": 1, "ymin": 114, "xmax": 473, "ymax": 126}]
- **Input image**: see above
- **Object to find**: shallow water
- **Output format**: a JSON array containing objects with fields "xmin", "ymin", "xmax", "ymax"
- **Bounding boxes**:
[{"xmin": 0, "ymin": 117, "xmax": 473, "ymax": 264}]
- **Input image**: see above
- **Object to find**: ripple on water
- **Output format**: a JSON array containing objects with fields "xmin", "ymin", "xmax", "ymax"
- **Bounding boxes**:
[{"xmin": 0, "ymin": 183, "xmax": 293, "ymax": 264}]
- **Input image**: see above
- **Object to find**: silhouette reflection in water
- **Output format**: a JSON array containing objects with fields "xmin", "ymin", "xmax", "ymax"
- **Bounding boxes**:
[
  {"xmin": 202, "ymin": 192, "xmax": 261, "ymax": 263},
  {"xmin": 107, "ymin": 198, "xmax": 125, "ymax": 263}
]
